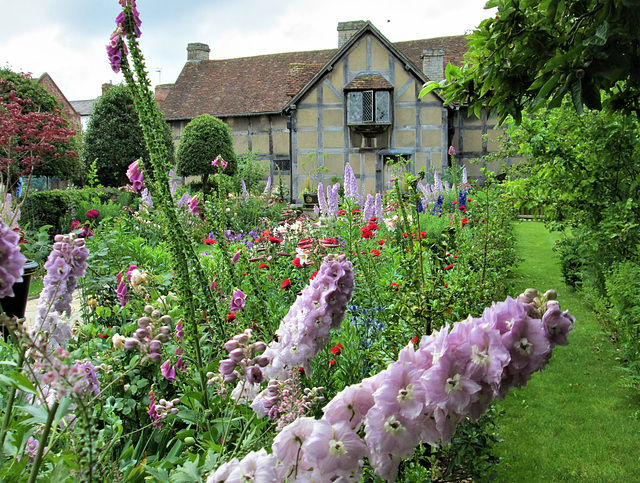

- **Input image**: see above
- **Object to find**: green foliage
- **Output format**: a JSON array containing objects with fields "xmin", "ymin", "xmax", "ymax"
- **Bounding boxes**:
[
  {"xmin": 82, "ymin": 84, "xmax": 174, "ymax": 187},
  {"xmin": 21, "ymin": 188, "xmax": 137, "ymax": 235},
  {"xmin": 422, "ymin": 0, "xmax": 640, "ymax": 122},
  {"xmin": 176, "ymin": 114, "xmax": 237, "ymax": 191}
]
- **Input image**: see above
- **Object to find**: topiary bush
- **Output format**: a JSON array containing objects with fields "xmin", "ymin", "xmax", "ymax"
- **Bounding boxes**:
[{"xmin": 175, "ymin": 114, "xmax": 237, "ymax": 193}]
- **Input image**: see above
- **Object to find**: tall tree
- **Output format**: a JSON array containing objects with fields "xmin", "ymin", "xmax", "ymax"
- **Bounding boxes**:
[
  {"xmin": 175, "ymin": 114, "xmax": 237, "ymax": 192},
  {"xmin": 422, "ymin": 0, "xmax": 640, "ymax": 123},
  {"xmin": 83, "ymin": 84, "xmax": 174, "ymax": 187},
  {"xmin": 0, "ymin": 68, "xmax": 81, "ymax": 180}
]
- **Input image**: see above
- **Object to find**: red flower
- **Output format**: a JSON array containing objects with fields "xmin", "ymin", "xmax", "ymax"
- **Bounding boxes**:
[
  {"xmin": 389, "ymin": 282, "xmax": 400, "ymax": 291},
  {"xmin": 291, "ymin": 258, "xmax": 302, "ymax": 267},
  {"xmin": 419, "ymin": 231, "xmax": 426, "ymax": 239},
  {"xmin": 338, "ymin": 210, "xmax": 347, "ymax": 215},
  {"xmin": 310, "ymin": 270, "xmax": 319, "ymax": 280},
  {"xmin": 468, "ymin": 198, "xmax": 473, "ymax": 202},
  {"xmin": 370, "ymin": 249, "xmax": 381, "ymax": 257},
  {"xmin": 329, "ymin": 358, "xmax": 336, "ymax": 367},
  {"xmin": 330, "ymin": 343, "xmax": 343, "ymax": 355},
  {"xmin": 461, "ymin": 218, "xmax": 469, "ymax": 227},
  {"xmin": 321, "ymin": 237, "xmax": 340, "ymax": 247},
  {"xmin": 378, "ymin": 239, "xmax": 385, "ymax": 246},
  {"xmin": 367, "ymin": 222, "xmax": 379, "ymax": 231},
  {"xmin": 352, "ymin": 208, "xmax": 361, "ymax": 214},
  {"xmin": 445, "ymin": 283, "xmax": 449, "ymax": 288},
  {"xmin": 459, "ymin": 206, "xmax": 467, "ymax": 213},
  {"xmin": 369, "ymin": 217, "xmax": 377, "ymax": 222},
  {"xmin": 361, "ymin": 229, "xmax": 373, "ymax": 239},
  {"xmin": 444, "ymin": 264, "xmax": 454, "ymax": 270},
  {"xmin": 402, "ymin": 232, "xmax": 408, "ymax": 238},
  {"xmin": 259, "ymin": 263, "xmax": 269, "ymax": 269},
  {"xmin": 226, "ymin": 313, "xmax": 236, "ymax": 322},
  {"xmin": 411, "ymin": 336, "xmax": 418, "ymax": 344},
  {"xmin": 298, "ymin": 238, "xmax": 312, "ymax": 248},
  {"xmin": 86, "ymin": 209, "xmax": 100, "ymax": 219},
  {"xmin": 204, "ymin": 238, "xmax": 217, "ymax": 245},
  {"xmin": 281, "ymin": 279, "xmax": 291, "ymax": 290},
  {"xmin": 268, "ymin": 236, "xmax": 283, "ymax": 243}
]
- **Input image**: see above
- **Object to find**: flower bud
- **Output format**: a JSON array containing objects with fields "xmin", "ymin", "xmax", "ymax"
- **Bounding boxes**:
[
  {"xmin": 543, "ymin": 289, "xmax": 557, "ymax": 301},
  {"xmin": 229, "ymin": 348, "xmax": 245, "ymax": 363},
  {"xmin": 123, "ymin": 338, "xmax": 139, "ymax": 350},
  {"xmin": 112, "ymin": 334, "xmax": 125, "ymax": 349},
  {"xmin": 151, "ymin": 310, "xmax": 163, "ymax": 320},
  {"xmin": 224, "ymin": 340, "xmax": 239, "ymax": 352},
  {"xmin": 134, "ymin": 328, "xmax": 149, "ymax": 340},
  {"xmin": 159, "ymin": 326, "xmax": 171, "ymax": 336},
  {"xmin": 144, "ymin": 305, "xmax": 154, "ymax": 314},
  {"xmin": 251, "ymin": 341, "xmax": 267, "ymax": 353},
  {"xmin": 224, "ymin": 371, "xmax": 238, "ymax": 383},
  {"xmin": 154, "ymin": 334, "xmax": 170, "ymax": 343},
  {"xmin": 234, "ymin": 333, "xmax": 250, "ymax": 345},
  {"xmin": 137, "ymin": 317, "xmax": 151, "ymax": 328},
  {"xmin": 149, "ymin": 340, "xmax": 162, "ymax": 352},
  {"xmin": 219, "ymin": 359, "xmax": 236, "ymax": 375},
  {"xmin": 147, "ymin": 353, "xmax": 163, "ymax": 364},
  {"xmin": 253, "ymin": 355, "xmax": 269, "ymax": 367}
]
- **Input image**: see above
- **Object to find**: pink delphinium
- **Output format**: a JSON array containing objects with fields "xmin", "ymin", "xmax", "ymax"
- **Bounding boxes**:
[{"xmin": 0, "ymin": 221, "xmax": 26, "ymax": 298}]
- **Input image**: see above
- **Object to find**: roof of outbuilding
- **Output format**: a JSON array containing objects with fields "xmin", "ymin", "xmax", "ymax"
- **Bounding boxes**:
[{"xmin": 158, "ymin": 34, "xmax": 469, "ymax": 120}]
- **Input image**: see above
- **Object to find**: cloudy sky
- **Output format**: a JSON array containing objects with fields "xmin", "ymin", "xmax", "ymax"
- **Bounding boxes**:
[{"xmin": 1, "ymin": 0, "xmax": 496, "ymax": 102}]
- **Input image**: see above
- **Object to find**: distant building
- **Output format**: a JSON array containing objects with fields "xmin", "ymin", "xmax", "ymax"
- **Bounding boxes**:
[
  {"xmin": 70, "ymin": 82, "xmax": 113, "ymax": 132},
  {"xmin": 37, "ymin": 73, "xmax": 81, "ymax": 131},
  {"xmin": 157, "ymin": 21, "xmax": 507, "ymax": 200}
]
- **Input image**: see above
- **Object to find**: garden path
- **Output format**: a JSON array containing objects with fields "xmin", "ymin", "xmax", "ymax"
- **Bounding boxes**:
[
  {"xmin": 493, "ymin": 222, "xmax": 640, "ymax": 482},
  {"xmin": 23, "ymin": 294, "xmax": 82, "ymax": 329}
]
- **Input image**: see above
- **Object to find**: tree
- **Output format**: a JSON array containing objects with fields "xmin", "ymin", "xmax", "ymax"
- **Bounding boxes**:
[
  {"xmin": 422, "ymin": 0, "xmax": 640, "ymax": 123},
  {"xmin": 0, "ymin": 69, "xmax": 81, "ymax": 180},
  {"xmin": 83, "ymin": 84, "xmax": 174, "ymax": 187},
  {"xmin": 175, "ymin": 114, "xmax": 237, "ymax": 192}
]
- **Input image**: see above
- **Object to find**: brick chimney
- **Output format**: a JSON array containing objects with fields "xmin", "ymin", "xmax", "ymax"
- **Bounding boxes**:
[
  {"xmin": 337, "ymin": 21, "xmax": 366, "ymax": 48},
  {"xmin": 421, "ymin": 49, "xmax": 445, "ymax": 83},
  {"xmin": 187, "ymin": 43, "xmax": 210, "ymax": 62},
  {"xmin": 155, "ymin": 84, "xmax": 172, "ymax": 102}
]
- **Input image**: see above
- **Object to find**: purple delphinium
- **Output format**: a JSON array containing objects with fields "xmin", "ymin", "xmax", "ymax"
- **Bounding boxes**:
[
  {"xmin": 209, "ymin": 290, "xmax": 575, "ymax": 482},
  {"xmin": 0, "ymin": 221, "xmax": 26, "ymax": 298},
  {"xmin": 374, "ymin": 192, "xmax": 384, "ymax": 220},
  {"xmin": 343, "ymin": 164, "xmax": 360, "ymax": 203},
  {"xmin": 362, "ymin": 193, "xmax": 374, "ymax": 221},
  {"xmin": 317, "ymin": 182, "xmax": 329, "ymax": 218},
  {"xmin": 327, "ymin": 183, "xmax": 341, "ymax": 217},
  {"xmin": 31, "ymin": 232, "xmax": 89, "ymax": 348},
  {"xmin": 263, "ymin": 177, "xmax": 272, "ymax": 195},
  {"xmin": 250, "ymin": 254, "xmax": 355, "ymax": 418},
  {"xmin": 241, "ymin": 179, "xmax": 249, "ymax": 201}
]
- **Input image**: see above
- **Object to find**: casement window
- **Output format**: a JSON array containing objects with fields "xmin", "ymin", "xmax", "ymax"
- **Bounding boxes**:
[{"xmin": 347, "ymin": 90, "xmax": 391, "ymax": 124}]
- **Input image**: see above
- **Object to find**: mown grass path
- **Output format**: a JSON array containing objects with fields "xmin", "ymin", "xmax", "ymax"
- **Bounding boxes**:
[{"xmin": 493, "ymin": 222, "xmax": 640, "ymax": 482}]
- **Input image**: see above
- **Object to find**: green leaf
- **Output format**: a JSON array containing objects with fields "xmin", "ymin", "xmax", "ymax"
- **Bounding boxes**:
[
  {"xmin": 170, "ymin": 460, "xmax": 202, "ymax": 483},
  {"xmin": 571, "ymin": 79, "xmax": 584, "ymax": 115},
  {"xmin": 537, "ymin": 72, "xmax": 563, "ymax": 100},
  {"xmin": 419, "ymin": 81, "xmax": 443, "ymax": 98}
]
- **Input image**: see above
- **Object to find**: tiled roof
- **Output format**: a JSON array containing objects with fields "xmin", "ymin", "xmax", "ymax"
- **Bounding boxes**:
[
  {"xmin": 158, "ymin": 34, "xmax": 468, "ymax": 119},
  {"xmin": 344, "ymin": 73, "xmax": 394, "ymax": 90},
  {"xmin": 71, "ymin": 99, "xmax": 100, "ymax": 116}
]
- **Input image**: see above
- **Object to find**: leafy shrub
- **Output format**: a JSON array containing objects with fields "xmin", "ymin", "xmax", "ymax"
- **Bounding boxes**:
[{"xmin": 554, "ymin": 236, "xmax": 584, "ymax": 288}]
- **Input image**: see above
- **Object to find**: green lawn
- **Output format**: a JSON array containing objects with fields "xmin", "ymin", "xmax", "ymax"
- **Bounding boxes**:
[{"xmin": 493, "ymin": 221, "xmax": 640, "ymax": 482}]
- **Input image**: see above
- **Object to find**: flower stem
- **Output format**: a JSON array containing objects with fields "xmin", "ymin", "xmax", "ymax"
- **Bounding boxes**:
[{"xmin": 27, "ymin": 400, "xmax": 59, "ymax": 483}]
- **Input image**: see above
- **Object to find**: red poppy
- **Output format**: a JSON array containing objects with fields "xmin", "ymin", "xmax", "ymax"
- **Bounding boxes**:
[
  {"xmin": 338, "ymin": 210, "xmax": 347, "ymax": 215},
  {"xmin": 378, "ymin": 239, "xmax": 385, "ymax": 246},
  {"xmin": 367, "ymin": 222, "xmax": 379, "ymax": 231},
  {"xmin": 329, "ymin": 358, "xmax": 336, "ymax": 367},
  {"xmin": 204, "ymin": 238, "xmax": 217, "ymax": 245},
  {"xmin": 419, "ymin": 231, "xmax": 426, "ymax": 239},
  {"xmin": 330, "ymin": 343, "xmax": 343, "ymax": 355},
  {"xmin": 369, "ymin": 217, "xmax": 377, "ymax": 222},
  {"xmin": 459, "ymin": 206, "xmax": 467, "ymax": 213},
  {"xmin": 310, "ymin": 270, "xmax": 319, "ymax": 280},
  {"xmin": 411, "ymin": 336, "xmax": 418, "ymax": 344},
  {"xmin": 352, "ymin": 208, "xmax": 361, "ymax": 214},
  {"xmin": 98, "ymin": 333, "xmax": 109, "ymax": 339},
  {"xmin": 291, "ymin": 258, "xmax": 302, "ymax": 267},
  {"xmin": 402, "ymin": 232, "xmax": 408, "ymax": 238},
  {"xmin": 299, "ymin": 367, "xmax": 305, "ymax": 376},
  {"xmin": 461, "ymin": 218, "xmax": 469, "ymax": 227},
  {"xmin": 389, "ymin": 282, "xmax": 400, "ymax": 291},
  {"xmin": 268, "ymin": 236, "xmax": 283, "ymax": 243},
  {"xmin": 259, "ymin": 263, "xmax": 269, "ymax": 269},
  {"xmin": 444, "ymin": 264, "xmax": 454, "ymax": 270},
  {"xmin": 468, "ymin": 198, "xmax": 473, "ymax": 202},
  {"xmin": 361, "ymin": 229, "xmax": 373, "ymax": 239},
  {"xmin": 445, "ymin": 283, "xmax": 449, "ymax": 288},
  {"xmin": 226, "ymin": 313, "xmax": 236, "ymax": 322},
  {"xmin": 370, "ymin": 249, "xmax": 381, "ymax": 257},
  {"xmin": 281, "ymin": 279, "xmax": 291, "ymax": 290}
]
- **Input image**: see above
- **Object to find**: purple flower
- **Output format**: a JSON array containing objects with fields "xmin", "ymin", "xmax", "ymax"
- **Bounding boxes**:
[
  {"xmin": 188, "ymin": 195, "xmax": 201, "ymax": 217},
  {"xmin": 106, "ymin": 26, "xmax": 127, "ymax": 73},
  {"xmin": 343, "ymin": 164, "xmax": 360, "ymax": 203},
  {"xmin": 161, "ymin": 360, "xmax": 176, "ymax": 382},
  {"xmin": 224, "ymin": 449, "xmax": 279, "ymax": 483},
  {"xmin": 126, "ymin": 159, "xmax": 144, "ymax": 192},
  {"xmin": 302, "ymin": 419, "xmax": 368, "ymax": 478},
  {"xmin": 0, "ymin": 221, "xmax": 26, "ymax": 298},
  {"xmin": 322, "ymin": 382, "xmax": 375, "ymax": 431},
  {"xmin": 542, "ymin": 300, "xmax": 575, "ymax": 348},
  {"xmin": 231, "ymin": 250, "xmax": 241, "ymax": 266},
  {"xmin": 116, "ymin": 281, "xmax": 128, "ymax": 307},
  {"xmin": 229, "ymin": 289, "xmax": 246, "ymax": 313}
]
